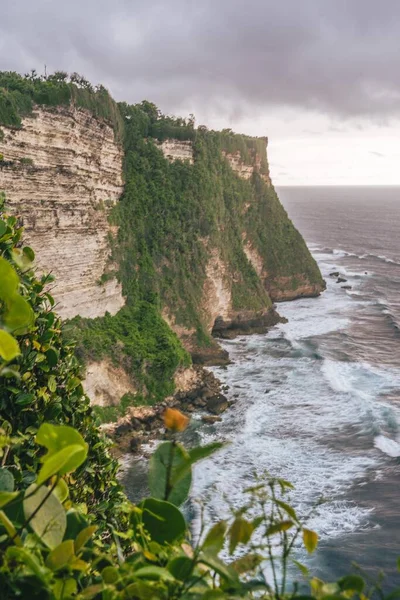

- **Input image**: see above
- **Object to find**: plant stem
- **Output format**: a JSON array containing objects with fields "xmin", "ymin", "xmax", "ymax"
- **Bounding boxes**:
[{"xmin": 164, "ymin": 439, "xmax": 176, "ymax": 500}]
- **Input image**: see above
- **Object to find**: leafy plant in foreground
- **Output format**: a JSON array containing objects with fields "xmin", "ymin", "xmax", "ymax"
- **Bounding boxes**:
[{"xmin": 0, "ymin": 194, "xmax": 399, "ymax": 598}]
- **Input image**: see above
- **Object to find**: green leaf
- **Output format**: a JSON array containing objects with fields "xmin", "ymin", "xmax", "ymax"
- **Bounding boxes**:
[
  {"xmin": 293, "ymin": 560, "xmax": 310, "ymax": 578},
  {"xmin": 0, "ymin": 330, "xmax": 20, "ymax": 361},
  {"xmin": 53, "ymin": 578, "xmax": 77, "ymax": 600},
  {"xmin": 0, "ymin": 220, "xmax": 7, "ymax": 237},
  {"xmin": 338, "ymin": 575, "xmax": 365, "ymax": 593},
  {"xmin": 148, "ymin": 441, "xmax": 192, "ymax": 506},
  {"xmin": 186, "ymin": 442, "xmax": 224, "ymax": 464},
  {"xmin": 64, "ymin": 509, "xmax": 89, "ymax": 543},
  {"xmin": 170, "ymin": 442, "xmax": 224, "ymax": 488},
  {"xmin": 11, "ymin": 247, "xmax": 33, "ymax": 271},
  {"xmin": 23, "ymin": 246, "xmax": 35, "ymax": 262},
  {"xmin": 0, "ymin": 491, "xmax": 19, "ymax": 508},
  {"xmin": 102, "ymin": 566, "xmax": 120, "ymax": 584},
  {"xmin": 36, "ymin": 444, "xmax": 88, "ymax": 485},
  {"xmin": 229, "ymin": 517, "xmax": 254, "ymax": 554},
  {"xmin": 66, "ymin": 376, "xmax": 81, "ymax": 391},
  {"xmin": 46, "ymin": 348, "xmax": 59, "ymax": 367},
  {"xmin": 277, "ymin": 478, "xmax": 295, "ymax": 491},
  {"xmin": 54, "ymin": 478, "xmax": 69, "ymax": 503},
  {"xmin": 302, "ymin": 528, "xmax": 318, "ymax": 554},
  {"xmin": 202, "ymin": 520, "xmax": 227, "ymax": 555},
  {"xmin": 140, "ymin": 498, "xmax": 186, "ymax": 545},
  {"xmin": 46, "ymin": 539, "xmax": 75, "ymax": 571},
  {"xmin": 275, "ymin": 499, "xmax": 298, "ymax": 522},
  {"xmin": 0, "ymin": 468, "xmax": 14, "ymax": 492},
  {"xmin": 134, "ymin": 566, "xmax": 176, "ymax": 581},
  {"xmin": 15, "ymin": 392, "xmax": 35, "ymax": 406},
  {"xmin": 7, "ymin": 547, "xmax": 48, "ymax": 583},
  {"xmin": 48, "ymin": 375, "xmax": 57, "ymax": 392},
  {"xmin": 3, "ymin": 293, "xmax": 34, "ymax": 334},
  {"xmin": 0, "ymin": 257, "xmax": 19, "ymax": 300},
  {"xmin": 199, "ymin": 552, "xmax": 238, "ymax": 583},
  {"xmin": 231, "ymin": 553, "xmax": 263, "ymax": 575},
  {"xmin": 75, "ymin": 525, "xmax": 97, "ymax": 553},
  {"xmin": 23, "ymin": 483, "xmax": 66, "ymax": 549},
  {"xmin": 266, "ymin": 520, "xmax": 294, "ymax": 536},
  {"xmin": 36, "ymin": 423, "xmax": 88, "ymax": 460},
  {"xmin": 168, "ymin": 556, "xmax": 194, "ymax": 580}
]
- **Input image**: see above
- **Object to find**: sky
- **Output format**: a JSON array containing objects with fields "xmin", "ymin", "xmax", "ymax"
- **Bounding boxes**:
[{"xmin": 1, "ymin": 0, "xmax": 400, "ymax": 185}]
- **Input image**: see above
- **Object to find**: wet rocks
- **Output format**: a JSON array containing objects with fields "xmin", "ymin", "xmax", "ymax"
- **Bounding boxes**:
[
  {"xmin": 329, "ymin": 271, "xmax": 340, "ymax": 277},
  {"xmin": 341, "ymin": 285, "xmax": 352, "ymax": 290},
  {"xmin": 110, "ymin": 366, "xmax": 230, "ymax": 455},
  {"xmin": 337, "ymin": 277, "xmax": 347, "ymax": 283},
  {"xmin": 206, "ymin": 394, "xmax": 229, "ymax": 415},
  {"xmin": 202, "ymin": 415, "xmax": 222, "ymax": 424}
]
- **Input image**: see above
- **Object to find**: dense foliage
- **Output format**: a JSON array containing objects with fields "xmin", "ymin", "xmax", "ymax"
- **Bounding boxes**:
[
  {"xmin": 0, "ymin": 71, "xmax": 123, "ymax": 141},
  {"xmin": 0, "ymin": 195, "xmax": 126, "ymax": 534},
  {"xmin": 71, "ymin": 99, "xmax": 321, "ymax": 402}
]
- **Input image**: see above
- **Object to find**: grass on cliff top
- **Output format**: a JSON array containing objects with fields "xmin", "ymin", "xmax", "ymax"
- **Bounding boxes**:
[{"xmin": 0, "ymin": 70, "xmax": 124, "ymax": 141}]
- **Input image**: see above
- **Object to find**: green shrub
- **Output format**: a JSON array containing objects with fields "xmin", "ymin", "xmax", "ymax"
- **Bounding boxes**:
[
  {"xmin": 19, "ymin": 157, "xmax": 34, "ymax": 166},
  {"xmin": 0, "ymin": 71, "xmax": 124, "ymax": 141},
  {"xmin": 0, "ymin": 193, "xmax": 126, "ymax": 536}
]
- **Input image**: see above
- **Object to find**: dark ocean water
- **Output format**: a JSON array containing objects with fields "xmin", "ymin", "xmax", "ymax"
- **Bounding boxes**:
[{"xmin": 124, "ymin": 187, "xmax": 400, "ymax": 588}]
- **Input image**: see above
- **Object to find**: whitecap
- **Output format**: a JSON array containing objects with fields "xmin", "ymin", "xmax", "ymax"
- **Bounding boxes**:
[{"xmin": 374, "ymin": 435, "xmax": 400, "ymax": 458}]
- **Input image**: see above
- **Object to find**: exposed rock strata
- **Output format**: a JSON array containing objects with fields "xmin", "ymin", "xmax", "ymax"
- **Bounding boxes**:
[
  {"xmin": 267, "ymin": 275, "xmax": 326, "ymax": 302},
  {"xmin": 223, "ymin": 150, "xmax": 271, "ymax": 185},
  {"xmin": 83, "ymin": 360, "xmax": 137, "ymax": 407},
  {"xmin": 157, "ymin": 139, "xmax": 194, "ymax": 163},
  {"xmin": 0, "ymin": 106, "xmax": 125, "ymax": 319}
]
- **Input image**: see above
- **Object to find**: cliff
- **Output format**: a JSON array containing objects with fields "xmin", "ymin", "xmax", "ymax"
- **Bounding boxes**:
[
  {"xmin": 0, "ymin": 73, "xmax": 325, "ymax": 412},
  {"xmin": 0, "ymin": 106, "xmax": 124, "ymax": 319}
]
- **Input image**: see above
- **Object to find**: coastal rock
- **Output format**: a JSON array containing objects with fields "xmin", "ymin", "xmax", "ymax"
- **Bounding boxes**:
[
  {"xmin": 202, "ymin": 415, "xmax": 223, "ymax": 424},
  {"xmin": 337, "ymin": 277, "xmax": 347, "ymax": 283},
  {"xmin": 330, "ymin": 271, "xmax": 340, "ymax": 277},
  {"xmin": 267, "ymin": 275, "xmax": 326, "ymax": 302},
  {"xmin": 341, "ymin": 285, "xmax": 352, "ymax": 290},
  {"xmin": 206, "ymin": 394, "xmax": 229, "ymax": 415}
]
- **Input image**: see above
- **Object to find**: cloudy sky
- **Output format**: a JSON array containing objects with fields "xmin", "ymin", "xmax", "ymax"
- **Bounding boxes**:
[{"xmin": 2, "ymin": 0, "xmax": 400, "ymax": 185}]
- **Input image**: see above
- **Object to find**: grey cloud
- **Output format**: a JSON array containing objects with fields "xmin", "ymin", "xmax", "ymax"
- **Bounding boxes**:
[
  {"xmin": 370, "ymin": 151, "xmax": 386, "ymax": 157},
  {"xmin": 2, "ymin": 0, "xmax": 400, "ymax": 120}
]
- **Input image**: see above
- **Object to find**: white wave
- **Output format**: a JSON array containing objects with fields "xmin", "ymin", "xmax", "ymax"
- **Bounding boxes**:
[
  {"xmin": 374, "ymin": 435, "xmax": 400, "ymax": 458},
  {"xmin": 377, "ymin": 255, "xmax": 400, "ymax": 265},
  {"xmin": 338, "ymin": 266, "xmax": 372, "ymax": 278},
  {"xmin": 189, "ymin": 244, "xmax": 400, "ymax": 550}
]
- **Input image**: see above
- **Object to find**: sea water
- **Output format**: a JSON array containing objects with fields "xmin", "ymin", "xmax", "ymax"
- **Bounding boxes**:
[
  {"xmin": 124, "ymin": 187, "xmax": 400, "ymax": 587},
  {"xmin": 190, "ymin": 187, "xmax": 400, "ymax": 586}
]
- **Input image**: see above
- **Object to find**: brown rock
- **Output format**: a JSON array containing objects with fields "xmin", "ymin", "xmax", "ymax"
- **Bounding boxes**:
[
  {"xmin": 129, "ymin": 435, "xmax": 142, "ymax": 453},
  {"xmin": 202, "ymin": 415, "xmax": 223, "ymax": 424}
]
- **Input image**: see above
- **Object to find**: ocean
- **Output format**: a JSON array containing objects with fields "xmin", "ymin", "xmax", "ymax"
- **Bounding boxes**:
[
  {"xmin": 123, "ymin": 186, "xmax": 400, "ymax": 588},
  {"xmin": 190, "ymin": 187, "xmax": 400, "ymax": 587}
]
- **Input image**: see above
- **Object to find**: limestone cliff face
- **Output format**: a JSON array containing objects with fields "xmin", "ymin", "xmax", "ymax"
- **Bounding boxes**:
[
  {"xmin": 158, "ymin": 138, "xmax": 271, "ymax": 184},
  {"xmin": 0, "ymin": 98, "xmax": 324, "ymax": 410},
  {"xmin": 223, "ymin": 149, "xmax": 271, "ymax": 186},
  {"xmin": 242, "ymin": 239, "xmax": 324, "ymax": 302},
  {"xmin": 0, "ymin": 106, "xmax": 125, "ymax": 319},
  {"xmin": 157, "ymin": 139, "xmax": 194, "ymax": 163}
]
